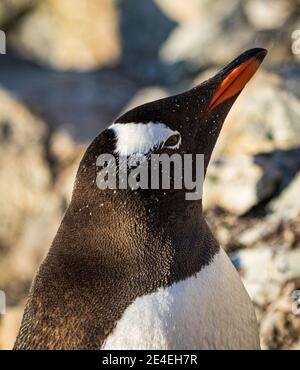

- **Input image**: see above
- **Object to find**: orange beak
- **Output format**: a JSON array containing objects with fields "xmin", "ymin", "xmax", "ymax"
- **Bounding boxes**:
[{"xmin": 208, "ymin": 49, "xmax": 267, "ymax": 111}]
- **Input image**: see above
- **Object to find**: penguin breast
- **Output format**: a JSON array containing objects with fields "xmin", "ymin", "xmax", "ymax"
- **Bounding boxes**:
[{"xmin": 102, "ymin": 248, "xmax": 260, "ymax": 350}]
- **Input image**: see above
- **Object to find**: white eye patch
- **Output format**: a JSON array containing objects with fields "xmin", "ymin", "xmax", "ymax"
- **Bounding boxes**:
[{"xmin": 109, "ymin": 122, "xmax": 181, "ymax": 156}]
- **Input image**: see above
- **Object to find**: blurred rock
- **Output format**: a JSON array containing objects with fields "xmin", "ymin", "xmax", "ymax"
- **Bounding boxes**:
[
  {"xmin": 277, "ymin": 65, "xmax": 300, "ymax": 100},
  {"xmin": 50, "ymin": 130, "xmax": 85, "ymax": 205},
  {"xmin": 121, "ymin": 87, "xmax": 170, "ymax": 114},
  {"xmin": 0, "ymin": 57, "xmax": 139, "ymax": 142},
  {"xmin": 238, "ymin": 222, "xmax": 279, "ymax": 247},
  {"xmin": 260, "ymin": 278, "xmax": 300, "ymax": 349},
  {"xmin": 0, "ymin": 88, "xmax": 67, "ymax": 304},
  {"xmin": 0, "ymin": 207, "xmax": 62, "ymax": 305},
  {"xmin": 8, "ymin": 0, "xmax": 120, "ymax": 70},
  {"xmin": 210, "ymin": 70, "xmax": 300, "ymax": 157},
  {"xmin": 237, "ymin": 213, "xmax": 300, "ymax": 251},
  {"xmin": 49, "ymin": 129, "xmax": 85, "ymax": 205},
  {"xmin": 236, "ymin": 246, "xmax": 300, "ymax": 307},
  {"xmin": 0, "ymin": 305, "xmax": 23, "ymax": 350},
  {"xmin": 0, "ymin": 88, "xmax": 52, "ymax": 251},
  {"xmin": 205, "ymin": 208, "xmax": 247, "ymax": 252},
  {"xmin": 54, "ymin": 159, "xmax": 81, "ymax": 207},
  {"xmin": 204, "ymin": 154, "xmax": 281, "ymax": 215},
  {"xmin": 50, "ymin": 129, "xmax": 80, "ymax": 166},
  {"xmin": 158, "ymin": 0, "xmax": 299, "ymax": 69},
  {"xmin": 271, "ymin": 219, "xmax": 300, "ymax": 251},
  {"xmin": 159, "ymin": 0, "xmax": 254, "ymax": 70},
  {"xmin": 155, "ymin": 0, "xmax": 203, "ymax": 23},
  {"xmin": 243, "ymin": 0, "xmax": 295, "ymax": 30},
  {"xmin": 270, "ymin": 172, "xmax": 300, "ymax": 222},
  {"xmin": 1, "ymin": 0, "xmax": 299, "ymax": 78},
  {"xmin": 119, "ymin": 0, "xmax": 186, "ymax": 84},
  {"xmin": 0, "ymin": 0, "xmax": 35, "ymax": 27}
]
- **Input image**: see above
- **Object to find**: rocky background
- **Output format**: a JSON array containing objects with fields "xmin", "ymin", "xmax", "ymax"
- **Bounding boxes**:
[{"xmin": 0, "ymin": 0, "xmax": 300, "ymax": 350}]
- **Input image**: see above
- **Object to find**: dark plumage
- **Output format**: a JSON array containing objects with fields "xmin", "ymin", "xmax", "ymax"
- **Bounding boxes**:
[{"xmin": 15, "ymin": 49, "xmax": 267, "ymax": 350}]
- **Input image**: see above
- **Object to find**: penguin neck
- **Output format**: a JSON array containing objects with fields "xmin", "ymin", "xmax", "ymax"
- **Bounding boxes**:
[
  {"xmin": 16, "ymin": 194, "xmax": 219, "ymax": 349},
  {"xmin": 60, "ymin": 191, "xmax": 218, "ymax": 283}
]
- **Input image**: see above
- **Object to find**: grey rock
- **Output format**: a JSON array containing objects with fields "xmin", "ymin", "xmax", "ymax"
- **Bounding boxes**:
[
  {"xmin": 238, "ymin": 223, "xmax": 278, "ymax": 247},
  {"xmin": 120, "ymin": 87, "xmax": 170, "ymax": 114},
  {"xmin": 0, "ymin": 87, "xmax": 69, "ymax": 305},
  {"xmin": 0, "ymin": 0, "xmax": 35, "ymax": 27},
  {"xmin": 158, "ymin": 0, "xmax": 254, "ymax": 71},
  {"xmin": 0, "ymin": 57, "xmax": 139, "ymax": 143},
  {"xmin": 204, "ymin": 154, "xmax": 281, "ymax": 215},
  {"xmin": 156, "ymin": 0, "xmax": 204, "ymax": 23},
  {"xmin": 50, "ymin": 130, "xmax": 85, "ymax": 206},
  {"xmin": 0, "ymin": 87, "xmax": 52, "ymax": 250},
  {"xmin": 157, "ymin": 0, "xmax": 299, "ymax": 70},
  {"xmin": 208, "ymin": 70, "xmax": 300, "ymax": 158},
  {"xmin": 0, "ymin": 207, "xmax": 62, "ymax": 304},
  {"xmin": 8, "ymin": 0, "xmax": 120, "ymax": 70},
  {"xmin": 236, "ymin": 246, "xmax": 300, "ymax": 306},
  {"xmin": 270, "ymin": 172, "xmax": 300, "ymax": 222},
  {"xmin": 119, "ymin": 0, "xmax": 187, "ymax": 84},
  {"xmin": 243, "ymin": 0, "xmax": 295, "ymax": 31},
  {"xmin": 260, "ymin": 278, "xmax": 300, "ymax": 349}
]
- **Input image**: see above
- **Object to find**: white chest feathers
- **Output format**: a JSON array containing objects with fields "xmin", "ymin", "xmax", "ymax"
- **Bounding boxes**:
[{"xmin": 102, "ymin": 248, "xmax": 260, "ymax": 350}]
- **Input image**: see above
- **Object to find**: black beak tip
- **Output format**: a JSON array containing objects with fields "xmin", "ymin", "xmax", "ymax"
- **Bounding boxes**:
[
  {"xmin": 254, "ymin": 48, "xmax": 268, "ymax": 63},
  {"xmin": 239, "ymin": 48, "xmax": 268, "ymax": 64},
  {"xmin": 220, "ymin": 48, "xmax": 268, "ymax": 78}
]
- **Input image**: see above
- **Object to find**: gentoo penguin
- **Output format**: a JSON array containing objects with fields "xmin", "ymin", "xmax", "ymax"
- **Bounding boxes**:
[{"xmin": 15, "ymin": 48, "xmax": 267, "ymax": 350}]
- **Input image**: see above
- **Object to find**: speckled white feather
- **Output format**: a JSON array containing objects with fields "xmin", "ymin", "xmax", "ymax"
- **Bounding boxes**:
[
  {"xmin": 110, "ymin": 122, "xmax": 181, "ymax": 156},
  {"xmin": 102, "ymin": 248, "xmax": 260, "ymax": 350}
]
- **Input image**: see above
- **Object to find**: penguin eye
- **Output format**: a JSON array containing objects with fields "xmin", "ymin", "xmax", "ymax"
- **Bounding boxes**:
[{"xmin": 163, "ymin": 133, "xmax": 181, "ymax": 148}]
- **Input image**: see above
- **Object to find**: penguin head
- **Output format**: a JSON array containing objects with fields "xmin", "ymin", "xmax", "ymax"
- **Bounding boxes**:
[
  {"xmin": 74, "ymin": 49, "xmax": 267, "ymax": 205},
  {"xmin": 110, "ymin": 48, "xmax": 267, "ymax": 164}
]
